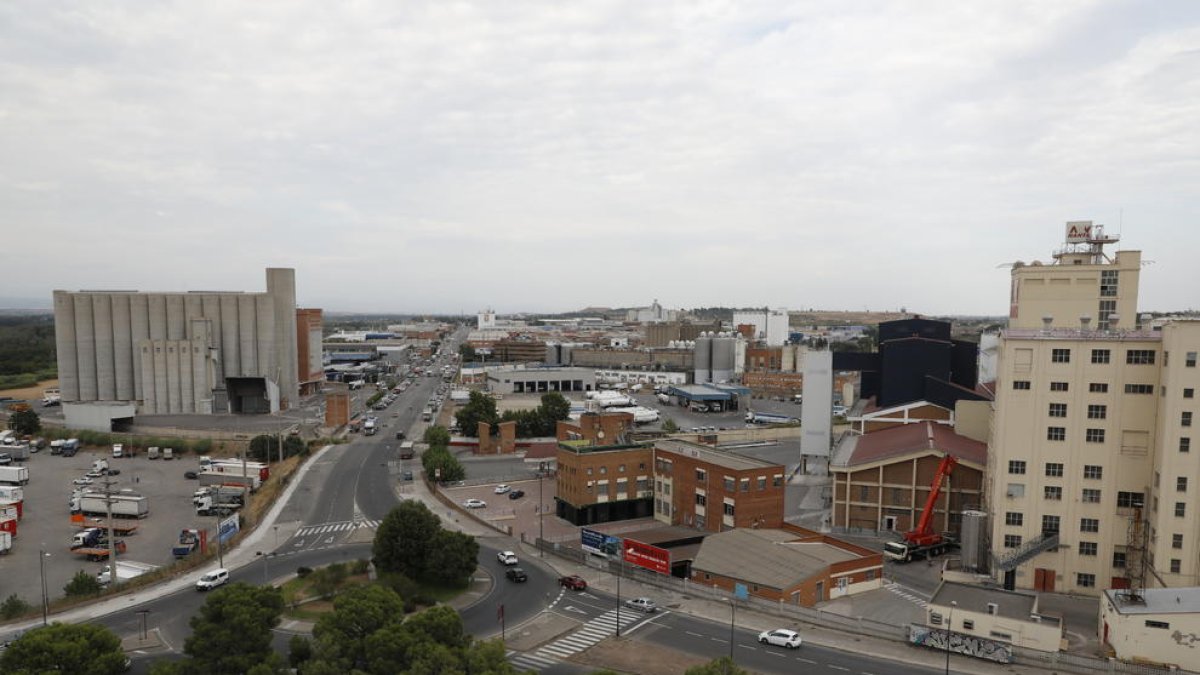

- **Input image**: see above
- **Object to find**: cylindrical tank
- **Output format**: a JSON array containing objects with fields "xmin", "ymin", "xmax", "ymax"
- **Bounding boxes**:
[
  {"xmin": 960, "ymin": 509, "xmax": 987, "ymax": 571},
  {"xmin": 712, "ymin": 335, "xmax": 736, "ymax": 382},
  {"xmin": 694, "ymin": 335, "xmax": 712, "ymax": 383}
]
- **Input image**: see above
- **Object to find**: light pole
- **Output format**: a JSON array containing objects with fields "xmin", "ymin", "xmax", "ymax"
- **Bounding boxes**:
[
  {"xmin": 257, "ymin": 551, "xmax": 272, "ymax": 585},
  {"xmin": 615, "ymin": 556, "xmax": 622, "ymax": 638},
  {"xmin": 945, "ymin": 600, "xmax": 957, "ymax": 675},
  {"xmin": 39, "ymin": 546, "xmax": 49, "ymax": 625},
  {"xmin": 728, "ymin": 597, "xmax": 737, "ymax": 664},
  {"xmin": 538, "ymin": 464, "xmax": 545, "ymax": 557}
]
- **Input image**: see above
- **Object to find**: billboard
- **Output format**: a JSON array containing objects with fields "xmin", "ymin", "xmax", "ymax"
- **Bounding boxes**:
[
  {"xmin": 580, "ymin": 528, "xmax": 621, "ymax": 557},
  {"xmin": 1065, "ymin": 221, "xmax": 1093, "ymax": 243},
  {"xmin": 622, "ymin": 538, "xmax": 670, "ymax": 575},
  {"xmin": 218, "ymin": 514, "xmax": 240, "ymax": 544}
]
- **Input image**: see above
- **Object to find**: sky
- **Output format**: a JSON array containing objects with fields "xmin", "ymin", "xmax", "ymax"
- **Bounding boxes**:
[{"xmin": 2, "ymin": 1, "xmax": 1199, "ymax": 315}]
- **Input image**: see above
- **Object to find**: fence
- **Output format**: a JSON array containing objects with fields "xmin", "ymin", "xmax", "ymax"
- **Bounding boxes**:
[{"xmin": 533, "ymin": 539, "xmax": 1198, "ymax": 675}]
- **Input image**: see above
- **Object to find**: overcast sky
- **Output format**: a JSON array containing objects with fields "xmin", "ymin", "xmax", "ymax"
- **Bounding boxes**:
[{"xmin": 3, "ymin": 1, "xmax": 1198, "ymax": 315}]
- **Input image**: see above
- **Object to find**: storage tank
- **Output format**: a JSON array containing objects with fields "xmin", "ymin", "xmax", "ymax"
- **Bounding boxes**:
[
  {"xmin": 960, "ymin": 509, "xmax": 988, "ymax": 571},
  {"xmin": 711, "ymin": 334, "xmax": 736, "ymax": 383},
  {"xmin": 694, "ymin": 333, "xmax": 712, "ymax": 384}
]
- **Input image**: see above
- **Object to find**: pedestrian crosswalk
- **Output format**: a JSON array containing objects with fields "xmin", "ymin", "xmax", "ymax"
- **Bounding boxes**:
[
  {"xmin": 885, "ymin": 581, "xmax": 929, "ymax": 608},
  {"xmin": 508, "ymin": 608, "xmax": 643, "ymax": 672},
  {"xmin": 294, "ymin": 519, "xmax": 380, "ymax": 537}
]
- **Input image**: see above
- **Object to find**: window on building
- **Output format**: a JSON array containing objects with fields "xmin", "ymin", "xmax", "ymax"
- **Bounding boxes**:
[
  {"xmin": 1083, "ymin": 465, "xmax": 1103, "ymax": 480},
  {"xmin": 696, "ymin": 469, "xmax": 706, "ymax": 482},
  {"xmin": 1173, "ymin": 534, "xmax": 1184, "ymax": 549},
  {"xmin": 1147, "ymin": 620, "xmax": 1171, "ymax": 629},
  {"xmin": 1187, "ymin": 352, "xmax": 1197, "ymax": 367},
  {"xmin": 1047, "ymin": 427, "xmax": 1066, "ymax": 441},
  {"xmin": 773, "ymin": 474, "xmax": 783, "ymax": 487},
  {"xmin": 1184, "ymin": 412, "xmax": 1194, "ymax": 428},
  {"xmin": 723, "ymin": 477, "xmax": 735, "ymax": 491},
  {"xmin": 587, "ymin": 467, "xmax": 593, "ymax": 476},
  {"xmin": 1100, "ymin": 270, "xmax": 1119, "ymax": 297},
  {"xmin": 637, "ymin": 477, "xmax": 648, "ymax": 492},
  {"xmin": 1099, "ymin": 299, "xmax": 1117, "ymax": 329},
  {"xmin": 1086, "ymin": 428, "xmax": 1106, "ymax": 443},
  {"xmin": 1007, "ymin": 483, "xmax": 1025, "ymax": 498},
  {"xmin": 695, "ymin": 493, "xmax": 706, "ymax": 506},
  {"xmin": 1079, "ymin": 542, "xmax": 1098, "ymax": 556},
  {"xmin": 599, "ymin": 466, "xmax": 607, "ymax": 475},
  {"xmin": 962, "ymin": 619, "xmax": 975, "ymax": 631},
  {"xmin": 1077, "ymin": 573, "xmax": 1095, "ymax": 588},
  {"xmin": 1113, "ymin": 551, "xmax": 1127, "ymax": 568},
  {"xmin": 1090, "ymin": 382, "xmax": 1109, "ymax": 393},
  {"xmin": 1080, "ymin": 518, "xmax": 1099, "ymax": 533},
  {"xmin": 1087, "ymin": 404, "xmax": 1107, "ymax": 419},
  {"xmin": 1183, "ymin": 437, "xmax": 1192, "ymax": 453},
  {"xmin": 1185, "ymin": 388, "xmax": 1194, "ymax": 399},
  {"xmin": 1042, "ymin": 515, "xmax": 1060, "ymax": 534},
  {"xmin": 1051, "ymin": 381, "xmax": 1069, "ymax": 392},
  {"xmin": 1176, "ymin": 502, "xmax": 1186, "ymax": 518},
  {"xmin": 1117, "ymin": 491, "xmax": 1146, "ymax": 508},
  {"xmin": 1048, "ymin": 403, "xmax": 1067, "ymax": 418},
  {"xmin": 1125, "ymin": 384, "xmax": 1154, "ymax": 394},
  {"xmin": 1045, "ymin": 463, "xmax": 1064, "ymax": 477},
  {"xmin": 1091, "ymin": 349, "xmax": 1111, "ymax": 364},
  {"xmin": 757, "ymin": 477, "xmax": 766, "ymax": 491},
  {"xmin": 1003, "ymin": 534, "xmax": 1022, "ymax": 549},
  {"xmin": 1082, "ymin": 489, "xmax": 1102, "ymax": 503},
  {"xmin": 1012, "ymin": 380, "xmax": 1031, "ymax": 390},
  {"xmin": 859, "ymin": 485, "xmax": 869, "ymax": 501},
  {"xmin": 1005, "ymin": 512, "xmax": 1023, "ymax": 526},
  {"xmin": 1044, "ymin": 486, "xmax": 1063, "ymax": 501},
  {"xmin": 1178, "ymin": 477, "xmax": 1189, "ymax": 492},
  {"xmin": 1171, "ymin": 560, "xmax": 1182, "ymax": 574},
  {"xmin": 1126, "ymin": 350, "xmax": 1156, "ymax": 365},
  {"xmin": 723, "ymin": 502, "xmax": 735, "ymax": 516},
  {"xmin": 1008, "ymin": 460, "xmax": 1027, "ymax": 475},
  {"xmin": 1052, "ymin": 349, "xmax": 1071, "ymax": 363}
]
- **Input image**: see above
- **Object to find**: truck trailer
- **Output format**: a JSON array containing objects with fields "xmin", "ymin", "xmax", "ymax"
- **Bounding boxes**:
[
  {"xmin": 744, "ymin": 411, "xmax": 799, "ymax": 425},
  {"xmin": 73, "ymin": 540, "xmax": 127, "ymax": 562},
  {"xmin": 0, "ymin": 466, "xmax": 30, "ymax": 486},
  {"xmin": 198, "ymin": 470, "xmax": 260, "ymax": 492},
  {"xmin": 71, "ymin": 492, "xmax": 150, "ymax": 519}
]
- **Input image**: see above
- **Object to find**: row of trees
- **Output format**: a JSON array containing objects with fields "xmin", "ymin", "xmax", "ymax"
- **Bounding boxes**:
[
  {"xmin": 247, "ymin": 434, "xmax": 308, "ymax": 463},
  {"xmin": 454, "ymin": 391, "xmax": 571, "ymax": 438},
  {"xmin": 421, "ymin": 425, "xmax": 465, "ymax": 483},
  {"xmin": 372, "ymin": 501, "xmax": 477, "ymax": 588}
]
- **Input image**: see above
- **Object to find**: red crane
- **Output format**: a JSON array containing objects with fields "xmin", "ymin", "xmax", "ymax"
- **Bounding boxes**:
[{"xmin": 904, "ymin": 454, "xmax": 957, "ymax": 547}]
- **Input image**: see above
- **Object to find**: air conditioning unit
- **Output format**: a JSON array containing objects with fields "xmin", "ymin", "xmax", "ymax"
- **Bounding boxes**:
[{"xmin": 987, "ymin": 602, "xmax": 998, "ymax": 615}]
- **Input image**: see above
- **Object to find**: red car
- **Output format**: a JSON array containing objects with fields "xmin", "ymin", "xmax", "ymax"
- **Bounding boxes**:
[{"xmin": 559, "ymin": 575, "xmax": 588, "ymax": 591}]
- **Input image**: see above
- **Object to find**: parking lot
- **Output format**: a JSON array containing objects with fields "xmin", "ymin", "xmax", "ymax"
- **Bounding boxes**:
[{"xmin": 2, "ymin": 445, "xmax": 238, "ymax": 609}]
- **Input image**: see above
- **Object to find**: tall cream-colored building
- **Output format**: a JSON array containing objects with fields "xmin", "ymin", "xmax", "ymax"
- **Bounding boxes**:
[{"xmin": 990, "ymin": 223, "xmax": 1200, "ymax": 596}]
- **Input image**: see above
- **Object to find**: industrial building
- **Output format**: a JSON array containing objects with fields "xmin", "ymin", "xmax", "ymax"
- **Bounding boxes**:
[
  {"xmin": 653, "ymin": 440, "xmax": 786, "ymax": 532},
  {"xmin": 296, "ymin": 308, "xmax": 324, "ymax": 396},
  {"xmin": 555, "ymin": 442, "xmax": 655, "ymax": 526},
  {"xmin": 988, "ymin": 223, "xmax": 1200, "ymax": 597},
  {"xmin": 53, "ymin": 268, "xmax": 300, "ymax": 417},
  {"xmin": 1101, "ymin": 587, "xmax": 1200, "ymax": 669},
  {"xmin": 693, "ymin": 332, "xmax": 746, "ymax": 384},
  {"xmin": 644, "ymin": 320, "xmax": 721, "ymax": 348},
  {"xmin": 732, "ymin": 308, "xmax": 790, "ymax": 346},
  {"xmin": 487, "ymin": 367, "xmax": 595, "ymax": 395}
]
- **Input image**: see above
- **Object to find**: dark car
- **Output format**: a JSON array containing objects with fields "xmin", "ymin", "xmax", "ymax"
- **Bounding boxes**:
[
  {"xmin": 395, "ymin": 431, "xmax": 405, "ymax": 440},
  {"xmin": 505, "ymin": 568, "xmax": 528, "ymax": 583},
  {"xmin": 106, "ymin": 469, "xmax": 121, "ymax": 476},
  {"xmin": 184, "ymin": 470, "xmax": 199, "ymax": 479},
  {"xmin": 558, "ymin": 575, "xmax": 587, "ymax": 591},
  {"xmin": 508, "ymin": 489, "xmax": 525, "ymax": 500}
]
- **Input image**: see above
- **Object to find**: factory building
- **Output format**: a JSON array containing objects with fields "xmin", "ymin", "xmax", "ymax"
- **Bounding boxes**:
[
  {"xmin": 296, "ymin": 308, "xmax": 324, "ymax": 396},
  {"xmin": 693, "ymin": 332, "xmax": 745, "ymax": 384},
  {"xmin": 53, "ymin": 268, "xmax": 300, "ymax": 416},
  {"xmin": 732, "ymin": 308, "xmax": 790, "ymax": 346},
  {"xmin": 487, "ymin": 367, "xmax": 595, "ymax": 394}
]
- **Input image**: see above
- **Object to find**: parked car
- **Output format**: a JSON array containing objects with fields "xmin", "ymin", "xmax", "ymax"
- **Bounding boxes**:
[
  {"xmin": 184, "ymin": 471, "xmax": 199, "ymax": 480},
  {"xmin": 72, "ymin": 477, "xmax": 93, "ymax": 486},
  {"xmin": 0, "ymin": 453, "xmax": 10, "ymax": 466},
  {"xmin": 624, "ymin": 597, "xmax": 657, "ymax": 613},
  {"xmin": 195, "ymin": 568, "xmax": 230, "ymax": 591},
  {"xmin": 508, "ymin": 489, "xmax": 525, "ymax": 500},
  {"xmin": 758, "ymin": 628, "xmax": 803, "ymax": 649},
  {"xmin": 559, "ymin": 575, "xmax": 588, "ymax": 591},
  {"xmin": 85, "ymin": 470, "xmax": 104, "ymax": 478},
  {"xmin": 402, "ymin": 470, "xmax": 413, "ymax": 481},
  {"xmin": 493, "ymin": 484, "xmax": 511, "ymax": 494},
  {"xmin": 106, "ymin": 469, "xmax": 121, "ymax": 476},
  {"xmin": 497, "ymin": 551, "xmax": 518, "ymax": 565},
  {"xmin": 505, "ymin": 567, "xmax": 528, "ymax": 583},
  {"xmin": 463, "ymin": 498, "xmax": 487, "ymax": 509}
]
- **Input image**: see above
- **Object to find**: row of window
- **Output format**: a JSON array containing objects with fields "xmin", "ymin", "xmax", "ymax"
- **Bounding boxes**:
[
  {"xmin": 1012, "ymin": 380, "xmax": 1176, "ymax": 395},
  {"xmin": 1042, "ymin": 426, "xmax": 1106, "ymax": 442},
  {"xmin": 1050, "ymin": 348, "xmax": 1161, "ymax": 365},
  {"xmin": 1007, "ymin": 485, "xmax": 1146, "ymax": 506},
  {"xmin": 1005, "ymin": 514, "xmax": 1190, "ymax": 541},
  {"xmin": 1009, "ymin": 461, "xmax": 1103, "ymax": 479}
]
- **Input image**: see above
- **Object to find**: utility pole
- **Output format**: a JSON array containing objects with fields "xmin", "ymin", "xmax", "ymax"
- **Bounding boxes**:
[
  {"xmin": 38, "ymin": 546, "xmax": 49, "ymax": 625},
  {"xmin": 215, "ymin": 508, "xmax": 224, "ymax": 568},
  {"xmin": 104, "ymin": 472, "xmax": 118, "ymax": 586}
]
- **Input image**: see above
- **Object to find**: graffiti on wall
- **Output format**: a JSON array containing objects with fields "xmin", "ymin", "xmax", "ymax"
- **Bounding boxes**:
[{"xmin": 908, "ymin": 624, "xmax": 1013, "ymax": 664}]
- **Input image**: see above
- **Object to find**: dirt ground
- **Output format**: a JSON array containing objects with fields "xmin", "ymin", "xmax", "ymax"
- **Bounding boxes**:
[
  {"xmin": 570, "ymin": 639, "xmax": 715, "ymax": 675},
  {"xmin": 0, "ymin": 377, "xmax": 58, "ymax": 400}
]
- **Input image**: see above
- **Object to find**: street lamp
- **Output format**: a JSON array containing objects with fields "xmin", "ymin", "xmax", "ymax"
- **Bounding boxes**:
[
  {"xmin": 728, "ymin": 597, "xmax": 737, "ymax": 664},
  {"xmin": 538, "ymin": 464, "xmax": 545, "ymax": 557},
  {"xmin": 257, "ymin": 551, "xmax": 273, "ymax": 586},
  {"xmin": 39, "ymin": 547, "xmax": 50, "ymax": 625},
  {"xmin": 615, "ymin": 554, "xmax": 623, "ymax": 638},
  {"xmin": 945, "ymin": 600, "xmax": 957, "ymax": 675}
]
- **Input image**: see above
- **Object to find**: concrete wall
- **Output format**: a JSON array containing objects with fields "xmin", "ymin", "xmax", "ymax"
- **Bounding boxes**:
[{"xmin": 1101, "ymin": 595, "xmax": 1200, "ymax": 668}]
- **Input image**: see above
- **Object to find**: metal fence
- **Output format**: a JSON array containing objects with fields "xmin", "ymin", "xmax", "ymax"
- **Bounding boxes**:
[{"xmin": 534, "ymin": 539, "xmax": 1197, "ymax": 675}]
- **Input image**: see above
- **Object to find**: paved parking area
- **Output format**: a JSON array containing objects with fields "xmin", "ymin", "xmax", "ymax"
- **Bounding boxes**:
[
  {"xmin": 442, "ymin": 478, "xmax": 576, "ymax": 544},
  {"xmin": 3, "ymin": 447, "xmax": 235, "ymax": 608}
]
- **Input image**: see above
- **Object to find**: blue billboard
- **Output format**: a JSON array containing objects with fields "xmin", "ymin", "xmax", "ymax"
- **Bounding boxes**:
[{"xmin": 580, "ymin": 528, "xmax": 621, "ymax": 558}]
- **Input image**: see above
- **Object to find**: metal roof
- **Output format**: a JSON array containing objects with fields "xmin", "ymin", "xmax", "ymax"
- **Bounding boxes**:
[
  {"xmin": 929, "ymin": 582, "xmax": 1037, "ymax": 621},
  {"xmin": 1104, "ymin": 587, "xmax": 1200, "ymax": 615},
  {"xmin": 655, "ymin": 439, "xmax": 783, "ymax": 472},
  {"xmin": 692, "ymin": 529, "xmax": 858, "ymax": 590},
  {"xmin": 667, "ymin": 384, "xmax": 739, "ymax": 401}
]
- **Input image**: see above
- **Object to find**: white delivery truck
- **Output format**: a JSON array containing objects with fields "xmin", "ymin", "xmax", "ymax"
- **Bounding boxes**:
[{"xmin": 0, "ymin": 466, "xmax": 30, "ymax": 486}]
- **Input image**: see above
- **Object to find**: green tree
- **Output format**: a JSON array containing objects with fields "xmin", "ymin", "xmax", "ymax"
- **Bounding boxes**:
[
  {"xmin": 8, "ymin": 409, "xmax": 40, "ymax": 435},
  {"xmin": 180, "ymin": 582, "xmax": 284, "ymax": 674},
  {"xmin": 465, "ymin": 639, "xmax": 522, "ymax": 674},
  {"xmin": 458, "ymin": 344, "xmax": 477, "ymax": 361},
  {"xmin": 661, "ymin": 418, "xmax": 679, "ymax": 433},
  {"xmin": 288, "ymin": 635, "xmax": 313, "ymax": 669},
  {"xmin": 536, "ymin": 392, "xmax": 571, "ymax": 435},
  {"xmin": 422, "ymin": 530, "xmax": 479, "ymax": 587},
  {"xmin": 248, "ymin": 434, "xmax": 306, "ymax": 462},
  {"xmin": 373, "ymin": 501, "xmax": 440, "ymax": 579},
  {"xmin": 0, "ymin": 622, "xmax": 126, "ymax": 674},
  {"xmin": 421, "ymin": 445, "xmax": 465, "ymax": 483},
  {"xmin": 422, "ymin": 425, "xmax": 450, "ymax": 448},
  {"xmin": 63, "ymin": 569, "xmax": 102, "ymax": 597},
  {"xmin": 0, "ymin": 593, "xmax": 31, "ymax": 619},
  {"xmin": 311, "ymin": 584, "xmax": 406, "ymax": 671},
  {"xmin": 685, "ymin": 657, "xmax": 751, "ymax": 675},
  {"xmin": 454, "ymin": 391, "xmax": 498, "ymax": 438}
]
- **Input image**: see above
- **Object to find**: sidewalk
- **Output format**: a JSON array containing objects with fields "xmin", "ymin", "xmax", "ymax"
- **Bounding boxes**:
[{"xmin": 515, "ymin": 540, "xmax": 1047, "ymax": 675}]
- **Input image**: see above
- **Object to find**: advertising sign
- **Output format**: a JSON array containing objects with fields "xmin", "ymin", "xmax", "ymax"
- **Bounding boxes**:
[
  {"xmin": 622, "ymin": 538, "xmax": 670, "ymax": 575},
  {"xmin": 580, "ymin": 528, "xmax": 621, "ymax": 557},
  {"xmin": 218, "ymin": 514, "xmax": 240, "ymax": 544},
  {"xmin": 1065, "ymin": 221, "xmax": 1093, "ymax": 243}
]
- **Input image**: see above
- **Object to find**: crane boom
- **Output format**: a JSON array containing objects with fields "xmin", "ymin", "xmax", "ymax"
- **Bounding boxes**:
[{"xmin": 905, "ymin": 454, "xmax": 957, "ymax": 545}]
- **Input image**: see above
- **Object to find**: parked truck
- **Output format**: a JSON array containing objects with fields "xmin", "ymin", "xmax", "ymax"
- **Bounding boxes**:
[
  {"xmin": 399, "ymin": 442, "xmax": 415, "ymax": 460},
  {"xmin": 172, "ymin": 529, "xmax": 202, "ymax": 558},
  {"xmin": 71, "ymin": 491, "xmax": 150, "ymax": 519},
  {"xmin": 0, "ymin": 466, "xmax": 30, "ymax": 486},
  {"xmin": 744, "ymin": 410, "xmax": 799, "ymax": 425},
  {"xmin": 62, "ymin": 438, "xmax": 80, "ymax": 457},
  {"xmin": 5, "ymin": 444, "xmax": 30, "ymax": 462},
  {"xmin": 71, "ymin": 527, "xmax": 110, "ymax": 550},
  {"xmin": 96, "ymin": 560, "xmax": 158, "ymax": 585},
  {"xmin": 0, "ymin": 531, "xmax": 11, "ymax": 554},
  {"xmin": 883, "ymin": 454, "xmax": 959, "ymax": 563},
  {"xmin": 207, "ymin": 460, "xmax": 269, "ymax": 481},
  {"xmin": 195, "ymin": 493, "xmax": 243, "ymax": 517},
  {"xmin": 73, "ymin": 540, "xmax": 126, "ymax": 562},
  {"xmin": 198, "ymin": 470, "xmax": 260, "ymax": 492}
]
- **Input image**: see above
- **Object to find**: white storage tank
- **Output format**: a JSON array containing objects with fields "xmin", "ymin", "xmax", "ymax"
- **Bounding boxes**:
[
  {"xmin": 694, "ymin": 333, "xmax": 713, "ymax": 384},
  {"xmin": 960, "ymin": 509, "xmax": 988, "ymax": 571}
]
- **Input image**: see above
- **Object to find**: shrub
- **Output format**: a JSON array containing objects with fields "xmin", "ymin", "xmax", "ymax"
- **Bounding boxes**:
[
  {"xmin": 192, "ymin": 438, "xmax": 213, "ymax": 454},
  {"xmin": 288, "ymin": 635, "xmax": 312, "ymax": 668},
  {"xmin": 350, "ymin": 558, "xmax": 370, "ymax": 575},
  {"xmin": 296, "ymin": 566, "xmax": 313, "ymax": 578},
  {"xmin": 0, "ymin": 593, "xmax": 31, "ymax": 619},
  {"xmin": 63, "ymin": 569, "xmax": 102, "ymax": 597}
]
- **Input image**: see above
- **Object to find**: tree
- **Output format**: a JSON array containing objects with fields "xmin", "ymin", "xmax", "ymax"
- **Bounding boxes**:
[
  {"xmin": 288, "ymin": 635, "xmax": 313, "ymax": 669},
  {"xmin": 0, "ymin": 622, "xmax": 126, "ymax": 674},
  {"xmin": 63, "ymin": 569, "xmax": 102, "ymax": 597},
  {"xmin": 311, "ymin": 584, "xmax": 406, "ymax": 670},
  {"xmin": 454, "ymin": 391, "xmax": 498, "ymax": 438},
  {"xmin": 661, "ymin": 418, "xmax": 679, "ymax": 433},
  {"xmin": 8, "ymin": 409, "xmax": 40, "ymax": 435},
  {"xmin": 458, "ymin": 344, "xmax": 477, "ymax": 361},
  {"xmin": 373, "ymin": 501, "xmax": 440, "ymax": 580},
  {"xmin": 248, "ymin": 434, "xmax": 306, "ymax": 462},
  {"xmin": 422, "ymin": 425, "xmax": 450, "ymax": 448},
  {"xmin": 422, "ymin": 530, "xmax": 479, "ymax": 587},
  {"xmin": 537, "ymin": 392, "xmax": 571, "ymax": 435},
  {"xmin": 685, "ymin": 656, "xmax": 751, "ymax": 675},
  {"xmin": 421, "ymin": 445, "xmax": 465, "ymax": 483},
  {"xmin": 0, "ymin": 593, "xmax": 31, "ymax": 619},
  {"xmin": 180, "ymin": 583, "xmax": 284, "ymax": 674}
]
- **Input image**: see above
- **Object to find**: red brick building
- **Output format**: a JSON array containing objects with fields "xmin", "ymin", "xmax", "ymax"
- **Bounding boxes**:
[
  {"xmin": 555, "ymin": 443, "xmax": 654, "ymax": 526},
  {"xmin": 557, "ymin": 412, "xmax": 635, "ymax": 446},
  {"xmin": 653, "ymin": 440, "xmax": 785, "ymax": 532}
]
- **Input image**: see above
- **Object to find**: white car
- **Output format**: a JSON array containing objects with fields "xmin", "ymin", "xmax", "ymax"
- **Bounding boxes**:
[
  {"xmin": 195, "ymin": 568, "xmax": 229, "ymax": 591},
  {"xmin": 624, "ymin": 597, "xmax": 657, "ymax": 613},
  {"xmin": 493, "ymin": 484, "xmax": 511, "ymax": 494},
  {"xmin": 72, "ymin": 477, "xmax": 93, "ymax": 486},
  {"xmin": 497, "ymin": 551, "xmax": 518, "ymax": 565},
  {"xmin": 758, "ymin": 628, "xmax": 803, "ymax": 649},
  {"xmin": 463, "ymin": 498, "xmax": 487, "ymax": 509}
]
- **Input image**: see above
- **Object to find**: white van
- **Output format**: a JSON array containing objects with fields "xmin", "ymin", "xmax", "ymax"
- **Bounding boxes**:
[
  {"xmin": 162, "ymin": 448, "xmax": 174, "ymax": 460},
  {"xmin": 147, "ymin": 447, "xmax": 160, "ymax": 460},
  {"xmin": 195, "ymin": 568, "xmax": 229, "ymax": 591},
  {"xmin": 112, "ymin": 444, "xmax": 124, "ymax": 458}
]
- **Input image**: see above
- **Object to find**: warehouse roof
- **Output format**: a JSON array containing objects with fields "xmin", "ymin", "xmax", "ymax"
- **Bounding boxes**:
[
  {"xmin": 692, "ymin": 529, "xmax": 859, "ymax": 590},
  {"xmin": 930, "ymin": 582, "xmax": 1039, "ymax": 622},
  {"xmin": 655, "ymin": 439, "xmax": 783, "ymax": 472},
  {"xmin": 835, "ymin": 421, "xmax": 986, "ymax": 468}
]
